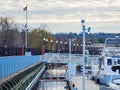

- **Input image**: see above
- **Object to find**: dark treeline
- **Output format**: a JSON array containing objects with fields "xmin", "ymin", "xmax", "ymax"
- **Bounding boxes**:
[{"xmin": 54, "ymin": 32, "xmax": 120, "ymax": 43}]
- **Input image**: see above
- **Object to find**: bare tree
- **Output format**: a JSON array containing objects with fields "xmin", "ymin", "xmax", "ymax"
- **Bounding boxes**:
[{"xmin": 0, "ymin": 16, "xmax": 21, "ymax": 47}]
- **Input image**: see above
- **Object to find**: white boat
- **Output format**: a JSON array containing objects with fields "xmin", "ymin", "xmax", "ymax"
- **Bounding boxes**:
[
  {"xmin": 92, "ymin": 37, "xmax": 120, "ymax": 85},
  {"xmin": 109, "ymin": 72, "xmax": 120, "ymax": 90}
]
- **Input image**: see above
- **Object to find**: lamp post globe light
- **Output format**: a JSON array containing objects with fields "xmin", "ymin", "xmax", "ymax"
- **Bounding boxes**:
[
  {"xmin": 60, "ymin": 41, "xmax": 62, "ymax": 44},
  {"xmin": 81, "ymin": 19, "xmax": 91, "ymax": 90},
  {"xmin": 65, "ymin": 42, "xmax": 67, "ymax": 45},
  {"xmin": 46, "ymin": 38, "xmax": 48, "ymax": 42},
  {"xmin": 77, "ymin": 43, "xmax": 78, "ymax": 46}
]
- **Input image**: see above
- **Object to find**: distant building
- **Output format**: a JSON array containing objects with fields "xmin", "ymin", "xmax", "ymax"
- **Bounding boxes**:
[{"xmin": 86, "ymin": 43, "xmax": 104, "ymax": 55}]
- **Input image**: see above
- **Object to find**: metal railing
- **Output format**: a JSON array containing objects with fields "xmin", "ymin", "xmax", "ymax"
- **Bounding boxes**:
[
  {"xmin": 25, "ymin": 66, "xmax": 46, "ymax": 90},
  {"xmin": 0, "ymin": 55, "xmax": 41, "ymax": 79},
  {"xmin": 44, "ymin": 53, "xmax": 100, "ymax": 65}
]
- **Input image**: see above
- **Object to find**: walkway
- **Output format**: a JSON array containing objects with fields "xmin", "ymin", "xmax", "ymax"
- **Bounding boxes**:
[{"xmin": 72, "ymin": 76, "xmax": 99, "ymax": 90}]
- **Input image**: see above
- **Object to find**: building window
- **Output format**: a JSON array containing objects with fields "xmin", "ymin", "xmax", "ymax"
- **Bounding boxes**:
[
  {"xmin": 117, "ymin": 60, "xmax": 120, "ymax": 64},
  {"xmin": 114, "ymin": 61, "xmax": 117, "ymax": 65}
]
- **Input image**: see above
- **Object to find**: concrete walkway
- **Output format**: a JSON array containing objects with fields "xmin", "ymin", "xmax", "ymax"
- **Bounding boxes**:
[{"xmin": 71, "ymin": 76, "xmax": 99, "ymax": 90}]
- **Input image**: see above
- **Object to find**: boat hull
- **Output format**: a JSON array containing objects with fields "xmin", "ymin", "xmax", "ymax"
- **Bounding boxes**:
[{"xmin": 99, "ymin": 75, "xmax": 120, "ymax": 85}]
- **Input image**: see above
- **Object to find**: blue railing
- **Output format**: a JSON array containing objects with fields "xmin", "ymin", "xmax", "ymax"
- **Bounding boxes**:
[{"xmin": 0, "ymin": 55, "xmax": 42, "ymax": 79}]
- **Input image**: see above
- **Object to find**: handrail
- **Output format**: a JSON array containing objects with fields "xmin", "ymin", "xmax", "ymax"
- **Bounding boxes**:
[{"xmin": 25, "ymin": 66, "xmax": 46, "ymax": 90}]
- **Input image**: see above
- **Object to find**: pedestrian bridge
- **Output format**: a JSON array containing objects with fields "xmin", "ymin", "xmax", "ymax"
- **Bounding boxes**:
[{"xmin": 43, "ymin": 53, "xmax": 100, "ymax": 66}]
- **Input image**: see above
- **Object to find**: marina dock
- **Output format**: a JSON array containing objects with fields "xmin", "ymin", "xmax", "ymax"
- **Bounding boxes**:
[{"xmin": 72, "ymin": 76, "xmax": 99, "ymax": 90}]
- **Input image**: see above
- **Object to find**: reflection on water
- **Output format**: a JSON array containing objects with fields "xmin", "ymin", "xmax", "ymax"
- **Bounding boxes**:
[
  {"xmin": 37, "ymin": 65, "xmax": 67, "ymax": 90},
  {"xmin": 43, "ymin": 69, "xmax": 66, "ymax": 77},
  {"xmin": 37, "ymin": 81, "xmax": 67, "ymax": 90}
]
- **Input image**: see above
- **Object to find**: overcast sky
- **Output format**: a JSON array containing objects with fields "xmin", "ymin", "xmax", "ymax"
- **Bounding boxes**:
[{"xmin": 0, "ymin": 0, "xmax": 120, "ymax": 33}]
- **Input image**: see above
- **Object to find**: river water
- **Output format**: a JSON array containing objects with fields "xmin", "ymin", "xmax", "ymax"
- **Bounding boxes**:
[
  {"xmin": 37, "ymin": 81, "xmax": 67, "ymax": 90},
  {"xmin": 37, "ymin": 66, "xmax": 68, "ymax": 90}
]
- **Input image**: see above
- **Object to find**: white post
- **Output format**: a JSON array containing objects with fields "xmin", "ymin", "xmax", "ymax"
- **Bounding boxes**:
[
  {"xmin": 69, "ymin": 39, "xmax": 72, "ymax": 62},
  {"xmin": 81, "ymin": 19, "xmax": 85, "ymax": 90},
  {"xmin": 81, "ymin": 19, "xmax": 91, "ymax": 90}
]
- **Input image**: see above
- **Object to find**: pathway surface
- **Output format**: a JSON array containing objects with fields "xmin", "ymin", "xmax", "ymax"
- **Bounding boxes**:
[{"xmin": 72, "ymin": 76, "xmax": 99, "ymax": 90}]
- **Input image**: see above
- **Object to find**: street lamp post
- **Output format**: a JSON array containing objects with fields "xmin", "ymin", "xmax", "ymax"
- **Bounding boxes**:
[
  {"xmin": 46, "ymin": 38, "xmax": 48, "ymax": 52},
  {"xmin": 77, "ymin": 43, "xmax": 79, "ymax": 54},
  {"xmin": 43, "ymin": 38, "xmax": 46, "ymax": 46},
  {"xmin": 60, "ymin": 41, "xmax": 62, "ymax": 53},
  {"xmin": 51, "ymin": 40, "xmax": 53, "ymax": 52},
  {"xmin": 73, "ymin": 43, "xmax": 76, "ymax": 54},
  {"xmin": 56, "ymin": 40, "xmax": 58, "ymax": 53},
  {"xmin": 43, "ymin": 38, "xmax": 46, "ymax": 53},
  {"xmin": 69, "ymin": 39, "xmax": 71, "ymax": 54},
  {"xmin": 81, "ymin": 19, "xmax": 91, "ymax": 90},
  {"xmin": 65, "ymin": 42, "xmax": 67, "ymax": 53}
]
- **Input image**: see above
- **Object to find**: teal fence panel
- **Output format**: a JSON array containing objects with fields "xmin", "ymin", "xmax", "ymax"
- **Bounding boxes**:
[{"xmin": 0, "ymin": 55, "xmax": 42, "ymax": 79}]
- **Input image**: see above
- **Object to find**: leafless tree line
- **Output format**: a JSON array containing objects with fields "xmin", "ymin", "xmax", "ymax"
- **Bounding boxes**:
[
  {"xmin": 0, "ymin": 16, "xmax": 23, "ymax": 48},
  {"xmin": 0, "ymin": 16, "xmax": 55, "ymax": 49}
]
